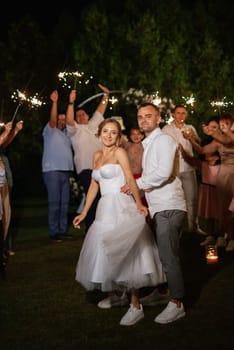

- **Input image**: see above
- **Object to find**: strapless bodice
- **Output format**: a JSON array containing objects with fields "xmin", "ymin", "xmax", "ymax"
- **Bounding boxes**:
[{"xmin": 92, "ymin": 164, "xmax": 126, "ymax": 195}]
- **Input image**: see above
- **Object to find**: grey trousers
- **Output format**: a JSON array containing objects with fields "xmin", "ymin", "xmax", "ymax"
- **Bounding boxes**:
[{"xmin": 153, "ymin": 210, "xmax": 186, "ymax": 300}]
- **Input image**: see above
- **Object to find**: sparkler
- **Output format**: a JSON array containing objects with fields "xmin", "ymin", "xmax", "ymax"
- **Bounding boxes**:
[
  {"xmin": 58, "ymin": 71, "xmax": 93, "ymax": 89},
  {"xmin": 11, "ymin": 89, "xmax": 45, "ymax": 121},
  {"xmin": 182, "ymin": 94, "xmax": 196, "ymax": 107},
  {"xmin": 28, "ymin": 93, "xmax": 46, "ymax": 109},
  {"xmin": 11, "ymin": 90, "xmax": 27, "ymax": 122},
  {"xmin": 11, "ymin": 104, "xmax": 21, "ymax": 122},
  {"xmin": 210, "ymin": 97, "xmax": 233, "ymax": 114}
]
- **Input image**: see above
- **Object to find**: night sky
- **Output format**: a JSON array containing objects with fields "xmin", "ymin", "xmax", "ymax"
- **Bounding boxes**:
[
  {"xmin": 0, "ymin": 0, "xmax": 232, "ymax": 41},
  {"xmin": 0, "ymin": 1, "xmax": 90, "ymax": 38},
  {"xmin": 0, "ymin": 0, "xmax": 197, "ymax": 35}
]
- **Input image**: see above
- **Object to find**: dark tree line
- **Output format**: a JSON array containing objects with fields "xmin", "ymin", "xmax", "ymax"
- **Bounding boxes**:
[{"xmin": 0, "ymin": 0, "xmax": 233, "ymax": 195}]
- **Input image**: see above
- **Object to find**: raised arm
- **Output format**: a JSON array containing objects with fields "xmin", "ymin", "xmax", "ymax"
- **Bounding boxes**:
[
  {"xmin": 95, "ymin": 83, "xmax": 110, "ymax": 115},
  {"xmin": 224, "ymin": 129, "xmax": 234, "ymax": 142},
  {"xmin": 211, "ymin": 125, "xmax": 234, "ymax": 144},
  {"xmin": 66, "ymin": 89, "xmax": 76, "ymax": 126},
  {"xmin": 201, "ymin": 120, "xmax": 233, "ymax": 145},
  {"xmin": 49, "ymin": 90, "xmax": 59, "ymax": 128},
  {"xmin": 2, "ymin": 120, "xmax": 23, "ymax": 148},
  {"xmin": 0, "ymin": 122, "xmax": 13, "ymax": 146},
  {"xmin": 188, "ymin": 135, "xmax": 219, "ymax": 154}
]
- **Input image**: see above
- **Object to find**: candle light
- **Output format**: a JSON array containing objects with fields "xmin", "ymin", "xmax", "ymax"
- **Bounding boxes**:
[{"xmin": 206, "ymin": 245, "xmax": 218, "ymax": 264}]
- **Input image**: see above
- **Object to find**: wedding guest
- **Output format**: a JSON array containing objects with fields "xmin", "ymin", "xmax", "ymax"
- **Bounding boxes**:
[
  {"xmin": 0, "ymin": 121, "xmax": 12, "ymax": 279},
  {"xmin": 207, "ymin": 113, "xmax": 234, "ymax": 144},
  {"xmin": 121, "ymin": 127, "xmax": 144, "ymax": 177},
  {"xmin": 162, "ymin": 105, "xmax": 203, "ymax": 234},
  {"xmin": 0, "ymin": 120, "xmax": 24, "ymax": 255},
  {"xmin": 42, "ymin": 90, "xmax": 74, "ymax": 242},
  {"xmin": 121, "ymin": 126, "xmax": 147, "ymax": 205},
  {"xmin": 0, "ymin": 171, "xmax": 6, "ymax": 279},
  {"xmin": 66, "ymin": 84, "xmax": 110, "ymax": 232}
]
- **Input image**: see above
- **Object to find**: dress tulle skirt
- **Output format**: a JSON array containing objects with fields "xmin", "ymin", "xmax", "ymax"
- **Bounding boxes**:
[{"xmin": 75, "ymin": 192, "xmax": 166, "ymax": 292}]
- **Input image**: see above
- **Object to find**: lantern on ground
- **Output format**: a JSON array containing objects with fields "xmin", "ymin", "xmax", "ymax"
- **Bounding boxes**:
[{"xmin": 206, "ymin": 245, "xmax": 218, "ymax": 264}]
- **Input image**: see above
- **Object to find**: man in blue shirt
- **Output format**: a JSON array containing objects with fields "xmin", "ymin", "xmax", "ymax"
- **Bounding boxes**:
[{"xmin": 42, "ymin": 90, "xmax": 74, "ymax": 242}]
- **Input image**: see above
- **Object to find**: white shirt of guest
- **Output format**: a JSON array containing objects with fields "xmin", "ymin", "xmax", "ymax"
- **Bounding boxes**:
[
  {"xmin": 136, "ymin": 128, "xmax": 186, "ymax": 217},
  {"xmin": 162, "ymin": 121, "xmax": 199, "ymax": 173},
  {"xmin": 66, "ymin": 111, "xmax": 103, "ymax": 174}
]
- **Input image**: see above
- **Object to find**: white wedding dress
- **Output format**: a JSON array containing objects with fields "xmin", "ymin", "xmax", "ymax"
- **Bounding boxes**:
[{"xmin": 75, "ymin": 163, "xmax": 166, "ymax": 291}]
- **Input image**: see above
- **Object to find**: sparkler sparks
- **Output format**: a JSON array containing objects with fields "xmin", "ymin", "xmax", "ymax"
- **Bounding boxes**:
[
  {"xmin": 11, "ymin": 89, "xmax": 45, "ymax": 122},
  {"xmin": 11, "ymin": 89, "xmax": 27, "ymax": 104},
  {"xmin": 42, "ymin": 69, "xmax": 234, "ymax": 121},
  {"xmin": 182, "ymin": 94, "xmax": 196, "ymax": 107},
  {"xmin": 210, "ymin": 97, "xmax": 233, "ymax": 112},
  {"xmin": 58, "ymin": 71, "xmax": 94, "ymax": 89},
  {"xmin": 28, "ymin": 93, "xmax": 46, "ymax": 109},
  {"xmin": 11, "ymin": 89, "xmax": 45, "ymax": 109}
]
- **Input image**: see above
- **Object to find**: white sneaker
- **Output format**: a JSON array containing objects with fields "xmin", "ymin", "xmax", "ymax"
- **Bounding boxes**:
[
  {"xmin": 154, "ymin": 301, "xmax": 186, "ymax": 324},
  {"xmin": 225, "ymin": 240, "xmax": 234, "ymax": 252},
  {"xmin": 97, "ymin": 292, "xmax": 128, "ymax": 309},
  {"xmin": 139, "ymin": 289, "xmax": 170, "ymax": 306},
  {"xmin": 120, "ymin": 304, "xmax": 144, "ymax": 326}
]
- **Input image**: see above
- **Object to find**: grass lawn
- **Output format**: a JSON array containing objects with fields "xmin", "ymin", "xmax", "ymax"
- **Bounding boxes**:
[{"xmin": 0, "ymin": 196, "xmax": 234, "ymax": 350}]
